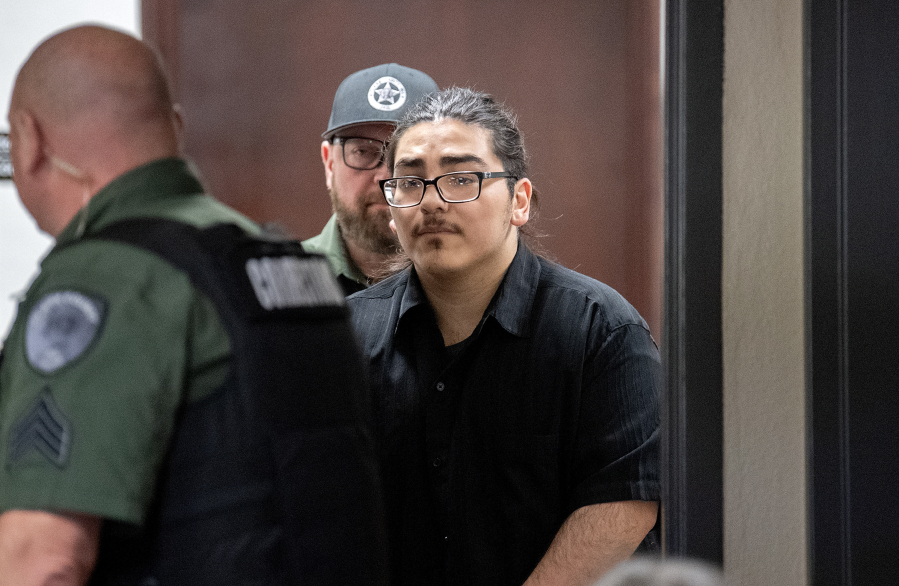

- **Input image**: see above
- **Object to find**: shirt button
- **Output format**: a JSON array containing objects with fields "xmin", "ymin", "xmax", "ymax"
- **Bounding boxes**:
[
  {"xmin": 432, "ymin": 456, "xmax": 444, "ymax": 467},
  {"xmin": 435, "ymin": 382, "xmax": 445, "ymax": 392}
]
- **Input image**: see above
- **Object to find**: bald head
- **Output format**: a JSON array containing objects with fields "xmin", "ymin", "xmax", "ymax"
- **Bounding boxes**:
[
  {"xmin": 11, "ymin": 25, "xmax": 179, "ymax": 178},
  {"xmin": 8, "ymin": 25, "xmax": 181, "ymax": 235},
  {"xmin": 15, "ymin": 25, "xmax": 174, "ymax": 124}
]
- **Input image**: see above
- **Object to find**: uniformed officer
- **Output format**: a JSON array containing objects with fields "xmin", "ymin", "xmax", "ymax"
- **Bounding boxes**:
[
  {"xmin": 302, "ymin": 63, "xmax": 438, "ymax": 294},
  {"xmin": 0, "ymin": 25, "xmax": 385, "ymax": 586}
]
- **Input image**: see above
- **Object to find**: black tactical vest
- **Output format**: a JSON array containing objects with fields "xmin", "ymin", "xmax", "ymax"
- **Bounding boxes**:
[{"xmin": 81, "ymin": 218, "xmax": 388, "ymax": 586}]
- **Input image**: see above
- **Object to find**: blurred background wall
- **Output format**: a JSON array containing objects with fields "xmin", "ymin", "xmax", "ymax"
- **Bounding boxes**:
[{"xmin": 0, "ymin": 1, "xmax": 139, "ymax": 335}]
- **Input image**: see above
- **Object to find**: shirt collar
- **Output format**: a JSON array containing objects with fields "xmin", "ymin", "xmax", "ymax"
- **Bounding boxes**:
[
  {"xmin": 485, "ymin": 239, "xmax": 540, "ymax": 338},
  {"xmin": 396, "ymin": 267, "xmax": 430, "ymax": 328},
  {"xmin": 55, "ymin": 157, "xmax": 203, "ymax": 248},
  {"xmin": 314, "ymin": 214, "xmax": 369, "ymax": 286},
  {"xmin": 395, "ymin": 239, "xmax": 541, "ymax": 338}
]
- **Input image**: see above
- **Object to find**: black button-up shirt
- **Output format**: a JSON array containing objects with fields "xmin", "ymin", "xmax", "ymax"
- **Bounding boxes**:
[{"xmin": 347, "ymin": 241, "xmax": 660, "ymax": 586}]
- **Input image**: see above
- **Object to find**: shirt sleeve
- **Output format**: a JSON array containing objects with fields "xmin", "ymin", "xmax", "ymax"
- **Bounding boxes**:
[
  {"xmin": 568, "ymin": 321, "xmax": 662, "ymax": 512},
  {"xmin": 0, "ymin": 241, "xmax": 228, "ymax": 525}
]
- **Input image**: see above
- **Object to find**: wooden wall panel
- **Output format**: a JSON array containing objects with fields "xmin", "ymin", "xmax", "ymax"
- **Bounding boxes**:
[
  {"xmin": 142, "ymin": 0, "xmax": 662, "ymax": 336},
  {"xmin": 142, "ymin": 0, "xmax": 180, "ymax": 97}
]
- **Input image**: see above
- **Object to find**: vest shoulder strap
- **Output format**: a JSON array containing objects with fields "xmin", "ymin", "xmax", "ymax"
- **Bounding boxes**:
[{"xmin": 89, "ymin": 218, "xmax": 346, "ymax": 322}]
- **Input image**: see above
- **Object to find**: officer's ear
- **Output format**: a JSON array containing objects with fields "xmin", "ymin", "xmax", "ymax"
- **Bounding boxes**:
[
  {"xmin": 11, "ymin": 108, "xmax": 45, "ymax": 178},
  {"xmin": 321, "ymin": 139, "xmax": 335, "ymax": 190}
]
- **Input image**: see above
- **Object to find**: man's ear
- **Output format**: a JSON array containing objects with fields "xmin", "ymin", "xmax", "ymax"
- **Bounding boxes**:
[
  {"xmin": 510, "ymin": 178, "xmax": 532, "ymax": 227},
  {"xmin": 321, "ymin": 139, "xmax": 335, "ymax": 190},
  {"xmin": 389, "ymin": 218, "xmax": 397, "ymax": 234},
  {"xmin": 12, "ymin": 109, "xmax": 45, "ymax": 178}
]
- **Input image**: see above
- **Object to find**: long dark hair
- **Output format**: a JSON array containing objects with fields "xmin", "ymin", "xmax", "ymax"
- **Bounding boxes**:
[
  {"xmin": 373, "ymin": 87, "xmax": 547, "ymax": 281},
  {"xmin": 386, "ymin": 86, "xmax": 540, "ymax": 223}
]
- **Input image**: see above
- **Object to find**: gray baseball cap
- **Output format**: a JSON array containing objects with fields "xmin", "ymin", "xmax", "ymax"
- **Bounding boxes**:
[{"xmin": 322, "ymin": 63, "xmax": 438, "ymax": 139}]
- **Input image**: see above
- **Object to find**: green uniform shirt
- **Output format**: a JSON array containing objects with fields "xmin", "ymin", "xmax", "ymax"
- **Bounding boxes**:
[
  {"xmin": 302, "ymin": 214, "xmax": 368, "ymax": 293},
  {"xmin": 0, "ymin": 158, "xmax": 257, "ymax": 525}
]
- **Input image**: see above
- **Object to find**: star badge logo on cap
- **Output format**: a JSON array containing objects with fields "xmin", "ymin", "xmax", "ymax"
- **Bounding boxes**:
[{"xmin": 368, "ymin": 76, "xmax": 407, "ymax": 111}]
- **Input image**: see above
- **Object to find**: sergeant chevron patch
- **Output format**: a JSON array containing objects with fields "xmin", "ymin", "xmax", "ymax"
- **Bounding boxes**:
[{"xmin": 8, "ymin": 389, "xmax": 72, "ymax": 468}]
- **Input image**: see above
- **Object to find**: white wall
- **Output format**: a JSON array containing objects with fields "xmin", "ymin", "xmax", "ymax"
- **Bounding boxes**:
[
  {"xmin": 722, "ymin": 0, "xmax": 807, "ymax": 584},
  {"xmin": 0, "ymin": 2, "xmax": 139, "ymax": 338}
]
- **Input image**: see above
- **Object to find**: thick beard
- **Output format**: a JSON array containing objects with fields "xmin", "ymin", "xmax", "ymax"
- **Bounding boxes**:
[{"xmin": 330, "ymin": 188, "xmax": 398, "ymax": 256}]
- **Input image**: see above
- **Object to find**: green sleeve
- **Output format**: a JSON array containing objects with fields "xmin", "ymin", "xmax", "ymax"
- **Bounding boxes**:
[{"xmin": 0, "ymin": 240, "xmax": 229, "ymax": 525}]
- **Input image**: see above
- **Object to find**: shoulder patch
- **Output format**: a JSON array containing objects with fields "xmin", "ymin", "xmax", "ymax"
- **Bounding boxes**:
[
  {"xmin": 25, "ymin": 290, "xmax": 107, "ymax": 374},
  {"xmin": 8, "ymin": 389, "xmax": 72, "ymax": 468}
]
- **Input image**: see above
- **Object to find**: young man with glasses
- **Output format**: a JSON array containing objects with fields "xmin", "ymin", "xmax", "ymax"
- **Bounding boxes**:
[
  {"xmin": 303, "ymin": 63, "xmax": 439, "ymax": 295},
  {"xmin": 347, "ymin": 87, "xmax": 661, "ymax": 586}
]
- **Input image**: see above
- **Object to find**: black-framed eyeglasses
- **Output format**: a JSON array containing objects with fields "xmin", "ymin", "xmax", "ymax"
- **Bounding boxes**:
[
  {"xmin": 379, "ymin": 171, "xmax": 518, "ymax": 208},
  {"xmin": 334, "ymin": 136, "xmax": 387, "ymax": 170}
]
